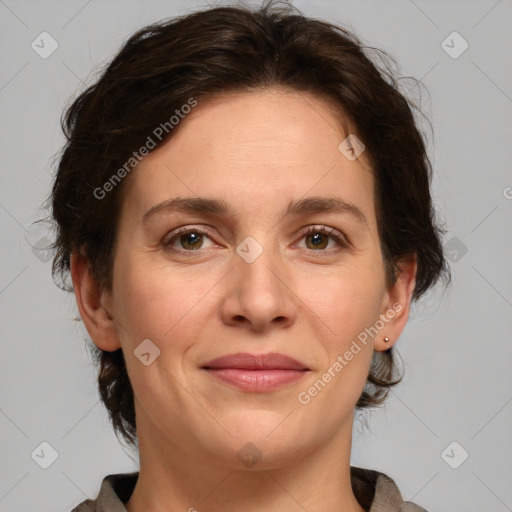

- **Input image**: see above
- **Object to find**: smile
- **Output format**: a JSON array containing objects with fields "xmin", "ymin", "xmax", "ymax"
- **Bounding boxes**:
[{"xmin": 201, "ymin": 352, "xmax": 310, "ymax": 392}]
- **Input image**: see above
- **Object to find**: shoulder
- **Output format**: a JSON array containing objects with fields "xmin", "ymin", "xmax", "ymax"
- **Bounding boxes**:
[
  {"xmin": 70, "ymin": 473, "xmax": 138, "ymax": 512},
  {"xmin": 351, "ymin": 466, "xmax": 428, "ymax": 512},
  {"xmin": 72, "ymin": 469, "xmax": 427, "ymax": 512}
]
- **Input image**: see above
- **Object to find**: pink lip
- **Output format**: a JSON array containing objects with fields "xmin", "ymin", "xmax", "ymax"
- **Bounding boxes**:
[{"xmin": 202, "ymin": 353, "xmax": 310, "ymax": 392}]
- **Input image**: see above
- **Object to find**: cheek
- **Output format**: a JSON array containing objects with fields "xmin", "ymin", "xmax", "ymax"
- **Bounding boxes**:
[
  {"xmin": 303, "ymin": 263, "xmax": 386, "ymax": 346},
  {"xmin": 111, "ymin": 251, "xmax": 218, "ymax": 350},
  {"xmin": 110, "ymin": 254, "xmax": 216, "ymax": 407},
  {"xmin": 296, "ymin": 271, "xmax": 381, "ymax": 416},
  {"xmin": 294, "ymin": 263, "xmax": 384, "ymax": 411}
]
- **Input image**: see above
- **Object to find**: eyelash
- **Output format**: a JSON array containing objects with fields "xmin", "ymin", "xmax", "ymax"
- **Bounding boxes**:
[{"xmin": 162, "ymin": 225, "xmax": 349, "ymax": 255}]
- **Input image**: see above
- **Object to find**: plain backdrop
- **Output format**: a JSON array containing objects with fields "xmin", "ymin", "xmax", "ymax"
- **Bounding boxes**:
[{"xmin": 1, "ymin": 1, "xmax": 511, "ymax": 511}]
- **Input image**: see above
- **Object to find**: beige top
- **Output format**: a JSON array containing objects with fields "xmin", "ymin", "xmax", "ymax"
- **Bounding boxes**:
[{"xmin": 71, "ymin": 467, "xmax": 428, "ymax": 511}]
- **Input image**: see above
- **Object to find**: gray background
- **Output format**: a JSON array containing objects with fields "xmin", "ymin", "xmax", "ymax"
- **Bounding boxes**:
[{"xmin": 1, "ymin": 0, "xmax": 511, "ymax": 511}]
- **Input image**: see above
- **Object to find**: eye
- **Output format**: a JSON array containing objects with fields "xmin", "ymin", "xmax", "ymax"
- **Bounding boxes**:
[
  {"xmin": 297, "ymin": 225, "xmax": 348, "ymax": 251},
  {"xmin": 162, "ymin": 224, "xmax": 349, "ymax": 255},
  {"xmin": 163, "ymin": 226, "xmax": 218, "ymax": 252}
]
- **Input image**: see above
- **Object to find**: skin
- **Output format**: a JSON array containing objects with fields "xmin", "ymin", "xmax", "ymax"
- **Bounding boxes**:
[{"xmin": 71, "ymin": 89, "xmax": 416, "ymax": 512}]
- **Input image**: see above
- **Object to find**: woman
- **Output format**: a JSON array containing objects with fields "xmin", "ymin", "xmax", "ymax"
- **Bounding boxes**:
[{"xmin": 50, "ymin": 2, "xmax": 448, "ymax": 510}]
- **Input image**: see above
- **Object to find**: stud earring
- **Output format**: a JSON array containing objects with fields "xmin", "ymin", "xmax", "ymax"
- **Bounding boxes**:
[{"xmin": 383, "ymin": 337, "xmax": 390, "ymax": 343}]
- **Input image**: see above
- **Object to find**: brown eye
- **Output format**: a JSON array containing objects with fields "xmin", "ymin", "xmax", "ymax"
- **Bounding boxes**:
[
  {"xmin": 163, "ymin": 227, "xmax": 217, "ymax": 253},
  {"xmin": 297, "ymin": 225, "xmax": 348, "ymax": 252},
  {"xmin": 305, "ymin": 232, "xmax": 329, "ymax": 250},
  {"xmin": 179, "ymin": 232, "xmax": 203, "ymax": 250}
]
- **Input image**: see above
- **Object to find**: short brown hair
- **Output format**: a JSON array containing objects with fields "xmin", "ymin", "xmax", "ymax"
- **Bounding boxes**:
[{"xmin": 49, "ymin": 1, "xmax": 449, "ymax": 447}]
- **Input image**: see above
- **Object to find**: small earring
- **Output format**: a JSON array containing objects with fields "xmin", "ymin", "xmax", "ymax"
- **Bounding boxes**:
[{"xmin": 383, "ymin": 337, "xmax": 390, "ymax": 343}]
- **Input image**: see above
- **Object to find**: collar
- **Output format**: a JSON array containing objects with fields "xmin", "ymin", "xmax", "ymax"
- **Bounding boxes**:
[{"xmin": 71, "ymin": 467, "xmax": 428, "ymax": 512}]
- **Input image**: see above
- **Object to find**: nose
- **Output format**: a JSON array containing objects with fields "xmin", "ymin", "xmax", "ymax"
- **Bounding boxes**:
[{"xmin": 220, "ymin": 243, "xmax": 298, "ymax": 333}]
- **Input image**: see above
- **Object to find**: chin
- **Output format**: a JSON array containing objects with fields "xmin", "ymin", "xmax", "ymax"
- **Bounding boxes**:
[{"xmin": 194, "ymin": 409, "xmax": 315, "ymax": 468}]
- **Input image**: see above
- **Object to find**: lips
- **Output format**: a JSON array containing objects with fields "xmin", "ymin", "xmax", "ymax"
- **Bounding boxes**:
[
  {"xmin": 202, "ymin": 353, "xmax": 309, "ymax": 371},
  {"xmin": 201, "ymin": 353, "xmax": 310, "ymax": 392}
]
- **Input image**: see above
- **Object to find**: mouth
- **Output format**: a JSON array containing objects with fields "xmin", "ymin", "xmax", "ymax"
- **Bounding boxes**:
[{"xmin": 201, "ymin": 353, "xmax": 310, "ymax": 392}]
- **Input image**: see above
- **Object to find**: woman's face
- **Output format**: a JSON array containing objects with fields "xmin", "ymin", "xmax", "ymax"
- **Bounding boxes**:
[{"xmin": 95, "ymin": 89, "xmax": 411, "ymax": 468}]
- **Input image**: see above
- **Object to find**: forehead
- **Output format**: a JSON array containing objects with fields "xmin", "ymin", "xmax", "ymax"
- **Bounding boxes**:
[{"xmin": 121, "ymin": 89, "xmax": 375, "ymax": 222}]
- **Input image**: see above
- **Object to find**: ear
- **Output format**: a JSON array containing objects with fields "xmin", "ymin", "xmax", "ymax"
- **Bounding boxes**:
[
  {"xmin": 374, "ymin": 255, "xmax": 417, "ymax": 352},
  {"xmin": 70, "ymin": 249, "xmax": 121, "ymax": 352}
]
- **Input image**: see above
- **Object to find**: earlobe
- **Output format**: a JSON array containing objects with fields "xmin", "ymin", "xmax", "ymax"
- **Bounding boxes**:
[
  {"xmin": 375, "ymin": 255, "xmax": 417, "ymax": 352},
  {"xmin": 70, "ymin": 250, "xmax": 122, "ymax": 352}
]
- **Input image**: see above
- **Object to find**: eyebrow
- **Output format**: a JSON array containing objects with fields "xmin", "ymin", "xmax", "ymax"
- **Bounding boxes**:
[{"xmin": 142, "ymin": 196, "xmax": 367, "ymax": 225}]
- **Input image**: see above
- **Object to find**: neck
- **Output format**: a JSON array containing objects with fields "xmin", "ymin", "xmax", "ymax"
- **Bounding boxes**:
[{"xmin": 125, "ymin": 414, "xmax": 365, "ymax": 512}]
